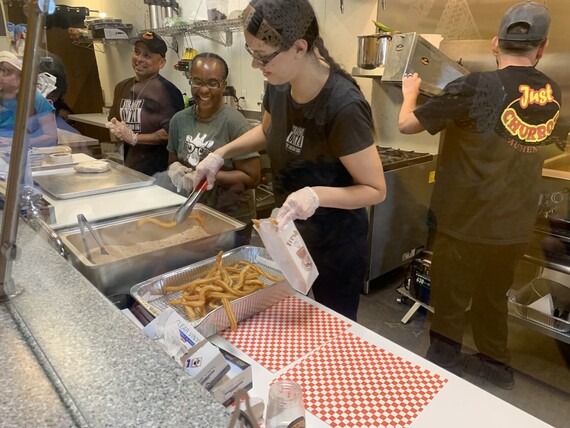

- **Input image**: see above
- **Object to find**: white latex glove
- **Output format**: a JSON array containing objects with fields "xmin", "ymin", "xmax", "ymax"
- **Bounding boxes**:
[
  {"xmin": 276, "ymin": 187, "xmax": 320, "ymax": 229},
  {"xmin": 194, "ymin": 152, "xmax": 224, "ymax": 190},
  {"xmin": 168, "ymin": 161, "xmax": 188, "ymax": 191},
  {"xmin": 168, "ymin": 162, "xmax": 196, "ymax": 192},
  {"xmin": 105, "ymin": 118, "xmax": 138, "ymax": 145}
]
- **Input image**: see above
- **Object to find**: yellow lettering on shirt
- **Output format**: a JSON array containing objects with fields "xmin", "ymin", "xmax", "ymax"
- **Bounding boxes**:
[{"xmin": 518, "ymin": 84, "xmax": 554, "ymax": 108}]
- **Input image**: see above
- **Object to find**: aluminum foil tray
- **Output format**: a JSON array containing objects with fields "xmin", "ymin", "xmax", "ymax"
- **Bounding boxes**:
[
  {"xmin": 130, "ymin": 246, "xmax": 294, "ymax": 337},
  {"xmin": 509, "ymin": 278, "xmax": 570, "ymax": 333}
]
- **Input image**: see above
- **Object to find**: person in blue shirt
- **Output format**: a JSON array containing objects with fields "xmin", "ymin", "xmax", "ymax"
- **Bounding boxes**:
[{"xmin": 0, "ymin": 50, "xmax": 57, "ymax": 147}]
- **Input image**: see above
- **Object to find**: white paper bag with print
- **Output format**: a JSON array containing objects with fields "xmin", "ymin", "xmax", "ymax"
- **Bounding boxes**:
[{"xmin": 253, "ymin": 218, "xmax": 318, "ymax": 295}]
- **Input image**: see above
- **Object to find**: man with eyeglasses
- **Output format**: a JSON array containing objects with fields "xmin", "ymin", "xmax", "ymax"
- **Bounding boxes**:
[
  {"xmin": 107, "ymin": 31, "xmax": 184, "ymax": 176},
  {"xmin": 0, "ymin": 50, "xmax": 57, "ymax": 148},
  {"xmin": 163, "ymin": 52, "xmax": 260, "ymax": 245}
]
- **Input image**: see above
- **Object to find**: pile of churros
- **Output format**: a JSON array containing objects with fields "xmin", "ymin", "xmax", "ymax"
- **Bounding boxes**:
[{"xmin": 163, "ymin": 251, "xmax": 284, "ymax": 330}]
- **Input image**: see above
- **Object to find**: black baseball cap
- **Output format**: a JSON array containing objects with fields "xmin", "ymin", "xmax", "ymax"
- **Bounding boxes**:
[
  {"xmin": 498, "ymin": 1, "xmax": 551, "ymax": 42},
  {"xmin": 129, "ymin": 31, "xmax": 167, "ymax": 57}
]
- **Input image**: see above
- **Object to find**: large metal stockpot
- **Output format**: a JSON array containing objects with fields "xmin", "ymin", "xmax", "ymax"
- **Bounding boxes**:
[{"xmin": 357, "ymin": 32, "xmax": 392, "ymax": 70}]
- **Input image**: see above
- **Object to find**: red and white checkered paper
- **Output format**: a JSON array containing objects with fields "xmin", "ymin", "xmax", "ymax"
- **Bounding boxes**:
[
  {"xmin": 273, "ymin": 331, "xmax": 448, "ymax": 428},
  {"xmin": 220, "ymin": 295, "xmax": 351, "ymax": 372}
]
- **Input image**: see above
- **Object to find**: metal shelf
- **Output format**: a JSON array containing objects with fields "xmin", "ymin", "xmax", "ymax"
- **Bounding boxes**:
[
  {"xmin": 70, "ymin": 38, "xmax": 126, "ymax": 53},
  {"xmin": 147, "ymin": 18, "xmax": 243, "ymax": 47}
]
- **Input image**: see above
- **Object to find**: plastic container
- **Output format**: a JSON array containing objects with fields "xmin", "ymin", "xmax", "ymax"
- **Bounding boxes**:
[{"xmin": 265, "ymin": 380, "xmax": 305, "ymax": 428}]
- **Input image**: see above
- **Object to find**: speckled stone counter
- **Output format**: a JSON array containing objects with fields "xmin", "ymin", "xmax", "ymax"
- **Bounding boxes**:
[
  {"xmin": 0, "ymin": 303, "xmax": 78, "ymax": 427},
  {"xmin": 1, "ymin": 218, "xmax": 230, "ymax": 427}
]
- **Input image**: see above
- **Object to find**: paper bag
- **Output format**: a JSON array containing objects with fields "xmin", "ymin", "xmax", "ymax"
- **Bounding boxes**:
[{"xmin": 253, "ymin": 219, "xmax": 318, "ymax": 294}]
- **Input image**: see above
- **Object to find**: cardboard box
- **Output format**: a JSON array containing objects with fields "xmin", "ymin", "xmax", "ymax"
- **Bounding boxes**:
[
  {"xmin": 143, "ymin": 308, "xmax": 230, "ymax": 390},
  {"xmin": 211, "ymin": 348, "xmax": 253, "ymax": 407},
  {"xmin": 183, "ymin": 340, "xmax": 229, "ymax": 390}
]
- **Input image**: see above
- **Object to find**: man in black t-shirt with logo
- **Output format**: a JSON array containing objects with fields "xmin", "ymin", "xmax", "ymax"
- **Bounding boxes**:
[
  {"xmin": 398, "ymin": 2, "xmax": 561, "ymax": 389},
  {"xmin": 107, "ymin": 31, "xmax": 184, "ymax": 176}
]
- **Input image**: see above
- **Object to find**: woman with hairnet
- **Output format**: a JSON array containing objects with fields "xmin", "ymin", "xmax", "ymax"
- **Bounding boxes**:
[{"xmin": 194, "ymin": 0, "xmax": 386, "ymax": 320}]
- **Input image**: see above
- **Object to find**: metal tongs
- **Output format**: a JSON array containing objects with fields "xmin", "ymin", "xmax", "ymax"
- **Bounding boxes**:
[
  {"xmin": 173, "ymin": 178, "xmax": 208, "ymax": 225},
  {"xmin": 77, "ymin": 214, "xmax": 109, "ymax": 263}
]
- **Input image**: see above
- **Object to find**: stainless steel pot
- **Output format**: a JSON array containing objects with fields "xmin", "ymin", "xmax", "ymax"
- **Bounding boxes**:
[{"xmin": 357, "ymin": 33, "xmax": 392, "ymax": 70}]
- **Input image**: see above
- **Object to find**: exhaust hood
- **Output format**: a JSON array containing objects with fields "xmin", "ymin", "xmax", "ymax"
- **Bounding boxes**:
[{"xmin": 381, "ymin": 32, "xmax": 469, "ymax": 97}]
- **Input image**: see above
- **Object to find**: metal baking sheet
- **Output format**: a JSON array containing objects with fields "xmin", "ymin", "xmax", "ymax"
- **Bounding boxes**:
[
  {"xmin": 33, "ymin": 160, "xmax": 155, "ymax": 199},
  {"xmin": 130, "ymin": 246, "xmax": 294, "ymax": 337}
]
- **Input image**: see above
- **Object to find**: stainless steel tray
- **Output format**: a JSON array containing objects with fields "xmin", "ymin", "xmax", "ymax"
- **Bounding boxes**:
[
  {"xmin": 509, "ymin": 278, "xmax": 570, "ymax": 333},
  {"xmin": 130, "ymin": 246, "xmax": 294, "ymax": 337},
  {"xmin": 33, "ymin": 160, "xmax": 155, "ymax": 199}
]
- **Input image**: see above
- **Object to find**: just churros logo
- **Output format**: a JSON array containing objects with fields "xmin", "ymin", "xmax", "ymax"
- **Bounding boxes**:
[{"xmin": 501, "ymin": 83, "xmax": 560, "ymax": 149}]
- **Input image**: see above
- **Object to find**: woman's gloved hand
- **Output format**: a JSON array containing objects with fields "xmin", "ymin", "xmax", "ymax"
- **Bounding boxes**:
[
  {"xmin": 276, "ymin": 187, "xmax": 320, "ymax": 229},
  {"xmin": 194, "ymin": 152, "xmax": 224, "ymax": 190},
  {"xmin": 167, "ymin": 161, "xmax": 194, "ymax": 191},
  {"xmin": 105, "ymin": 118, "xmax": 138, "ymax": 145}
]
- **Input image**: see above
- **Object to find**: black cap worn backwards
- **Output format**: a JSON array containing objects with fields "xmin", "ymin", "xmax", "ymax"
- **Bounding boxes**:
[
  {"xmin": 128, "ymin": 31, "xmax": 168, "ymax": 57},
  {"xmin": 498, "ymin": 1, "xmax": 551, "ymax": 42}
]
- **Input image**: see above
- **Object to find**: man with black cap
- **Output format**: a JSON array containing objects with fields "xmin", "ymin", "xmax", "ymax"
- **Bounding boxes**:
[
  {"xmin": 107, "ymin": 31, "xmax": 184, "ymax": 176},
  {"xmin": 398, "ymin": 1, "xmax": 562, "ymax": 389}
]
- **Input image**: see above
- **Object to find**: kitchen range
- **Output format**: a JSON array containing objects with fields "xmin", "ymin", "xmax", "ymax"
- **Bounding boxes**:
[{"xmin": 366, "ymin": 145, "xmax": 436, "ymax": 293}]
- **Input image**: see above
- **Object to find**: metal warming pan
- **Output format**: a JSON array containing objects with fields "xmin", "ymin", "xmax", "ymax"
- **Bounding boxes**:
[{"xmin": 57, "ymin": 204, "xmax": 245, "ymax": 298}]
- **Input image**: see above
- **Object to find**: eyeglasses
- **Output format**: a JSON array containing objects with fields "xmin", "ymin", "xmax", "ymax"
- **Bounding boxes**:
[
  {"xmin": 244, "ymin": 44, "xmax": 285, "ymax": 66},
  {"xmin": 189, "ymin": 78, "xmax": 224, "ymax": 89}
]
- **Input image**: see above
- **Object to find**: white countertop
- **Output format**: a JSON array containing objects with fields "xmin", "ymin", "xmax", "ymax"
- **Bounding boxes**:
[
  {"xmin": 42, "ymin": 185, "xmax": 186, "ymax": 229},
  {"xmin": 67, "ymin": 113, "xmax": 109, "ymax": 128},
  {"xmin": 210, "ymin": 294, "xmax": 552, "ymax": 428}
]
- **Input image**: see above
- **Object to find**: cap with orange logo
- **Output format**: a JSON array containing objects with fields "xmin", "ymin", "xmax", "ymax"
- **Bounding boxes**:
[{"xmin": 128, "ymin": 31, "xmax": 168, "ymax": 57}]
